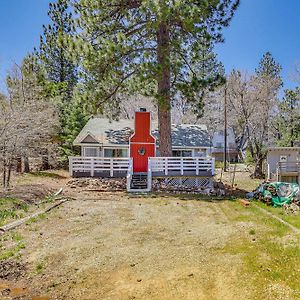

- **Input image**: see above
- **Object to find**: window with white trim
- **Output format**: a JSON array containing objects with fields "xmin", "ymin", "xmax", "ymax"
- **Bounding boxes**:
[
  {"xmin": 104, "ymin": 148, "xmax": 128, "ymax": 157},
  {"xmin": 83, "ymin": 147, "xmax": 99, "ymax": 157}
]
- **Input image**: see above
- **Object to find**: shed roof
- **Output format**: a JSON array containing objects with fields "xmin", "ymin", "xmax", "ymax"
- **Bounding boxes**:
[
  {"xmin": 268, "ymin": 147, "xmax": 300, "ymax": 151},
  {"xmin": 73, "ymin": 118, "xmax": 210, "ymax": 148}
]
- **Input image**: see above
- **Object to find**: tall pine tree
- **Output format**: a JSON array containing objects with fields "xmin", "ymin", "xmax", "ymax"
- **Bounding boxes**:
[
  {"xmin": 37, "ymin": 0, "xmax": 77, "ymax": 98},
  {"xmin": 255, "ymin": 51, "xmax": 282, "ymax": 88},
  {"xmin": 276, "ymin": 88, "xmax": 300, "ymax": 147},
  {"xmin": 36, "ymin": 0, "xmax": 89, "ymax": 161},
  {"xmin": 73, "ymin": 0, "xmax": 240, "ymax": 156}
]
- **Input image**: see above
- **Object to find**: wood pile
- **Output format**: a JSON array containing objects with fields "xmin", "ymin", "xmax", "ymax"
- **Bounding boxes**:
[
  {"xmin": 251, "ymin": 182, "xmax": 300, "ymax": 211},
  {"xmin": 283, "ymin": 202, "xmax": 300, "ymax": 215},
  {"xmin": 66, "ymin": 178, "xmax": 126, "ymax": 192}
]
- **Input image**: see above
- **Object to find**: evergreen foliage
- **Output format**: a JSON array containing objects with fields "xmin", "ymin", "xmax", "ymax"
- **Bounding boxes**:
[
  {"xmin": 256, "ymin": 51, "xmax": 283, "ymax": 88},
  {"xmin": 72, "ymin": 0, "xmax": 240, "ymax": 155},
  {"xmin": 276, "ymin": 88, "xmax": 300, "ymax": 147},
  {"xmin": 37, "ymin": 0, "xmax": 77, "ymax": 98}
]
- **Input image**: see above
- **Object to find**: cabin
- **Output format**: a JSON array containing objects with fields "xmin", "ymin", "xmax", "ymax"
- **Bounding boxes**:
[
  {"xmin": 69, "ymin": 109, "xmax": 215, "ymax": 192},
  {"xmin": 267, "ymin": 147, "xmax": 300, "ymax": 184},
  {"xmin": 211, "ymin": 128, "xmax": 239, "ymax": 162}
]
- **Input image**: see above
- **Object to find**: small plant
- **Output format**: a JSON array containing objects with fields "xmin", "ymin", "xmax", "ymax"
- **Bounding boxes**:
[
  {"xmin": 26, "ymin": 213, "xmax": 47, "ymax": 225},
  {"xmin": 249, "ymin": 229, "xmax": 256, "ymax": 235},
  {"xmin": 0, "ymin": 241, "xmax": 25, "ymax": 261},
  {"xmin": 36, "ymin": 262, "xmax": 44, "ymax": 274},
  {"xmin": 11, "ymin": 232, "xmax": 23, "ymax": 242}
]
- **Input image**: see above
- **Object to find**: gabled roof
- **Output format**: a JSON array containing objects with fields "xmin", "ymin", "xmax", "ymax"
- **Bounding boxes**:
[
  {"xmin": 152, "ymin": 124, "xmax": 210, "ymax": 148},
  {"xmin": 73, "ymin": 117, "xmax": 210, "ymax": 148}
]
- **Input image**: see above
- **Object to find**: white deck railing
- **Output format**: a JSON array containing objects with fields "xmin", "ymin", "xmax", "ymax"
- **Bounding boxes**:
[
  {"xmin": 149, "ymin": 157, "xmax": 215, "ymax": 176},
  {"xmin": 277, "ymin": 161, "xmax": 300, "ymax": 173},
  {"xmin": 69, "ymin": 156, "xmax": 215, "ymax": 178},
  {"xmin": 69, "ymin": 157, "xmax": 130, "ymax": 177}
]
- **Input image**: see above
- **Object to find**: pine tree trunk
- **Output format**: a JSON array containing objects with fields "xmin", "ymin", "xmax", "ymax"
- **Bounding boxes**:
[{"xmin": 157, "ymin": 18, "xmax": 172, "ymax": 157}]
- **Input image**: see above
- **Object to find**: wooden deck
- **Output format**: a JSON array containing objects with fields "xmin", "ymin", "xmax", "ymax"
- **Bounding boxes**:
[
  {"xmin": 69, "ymin": 156, "xmax": 215, "ymax": 178},
  {"xmin": 69, "ymin": 157, "xmax": 130, "ymax": 178},
  {"xmin": 149, "ymin": 157, "xmax": 215, "ymax": 177}
]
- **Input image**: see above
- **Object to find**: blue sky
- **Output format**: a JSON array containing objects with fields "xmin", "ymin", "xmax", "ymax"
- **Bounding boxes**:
[{"xmin": 0, "ymin": 0, "xmax": 300, "ymax": 92}]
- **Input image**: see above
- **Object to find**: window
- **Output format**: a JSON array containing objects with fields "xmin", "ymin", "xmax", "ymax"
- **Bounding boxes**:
[
  {"xmin": 194, "ymin": 149, "xmax": 206, "ymax": 157},
  {"xmin": 83, "ymin": 147, "xmax": 99, "ymax": 157},
  {"xmin": 172, "ymin": 150, "xmax": 192, "ymax": 157},
  {"xmin": 280, "ymin": 155, "xmax": 287, "ymax": 162},
  {"xmin": 104, "ymin": 148, "xmax": 128, "ymax": 157}
]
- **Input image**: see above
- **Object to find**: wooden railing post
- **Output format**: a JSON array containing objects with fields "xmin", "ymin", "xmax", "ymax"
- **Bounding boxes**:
[
  {"xmin": 196, "ymin": 158, "xmax": 199, "ymax": 176},
  {"xmin": 91, "ymin": 157, "xmax": 95, "ymax": 177},
  {"xmin": 69, "ymin": 157, "xmax": 73, "ymax": 177},
  {"xmin": 180, "ymin": 158, "xmax": 184, "ymax": 175},
  {"xmin": 211, "ymin": 158, "xmax": 215, "ymax": 176},
  {"xmin": 110, "ymin": 158, "xmax": 113, "ymax": 177},
  {"xmin": 165, "ymin": 158, "xmax": 168, "ymax": 175}
]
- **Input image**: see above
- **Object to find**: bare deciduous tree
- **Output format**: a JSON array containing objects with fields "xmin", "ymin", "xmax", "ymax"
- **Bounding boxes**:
[
  {"xmin": 0, "ymin": 61, "xmax": 59, "ymax": 188},
  {"xmin": 226, "ymin": 70, "xmax": 280, "ymax": 177}
]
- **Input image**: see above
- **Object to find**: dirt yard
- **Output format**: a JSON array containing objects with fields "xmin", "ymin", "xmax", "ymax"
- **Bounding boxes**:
[{"xmin": 0, "ymin": 171, "xmax": 300, "ymax": 300}]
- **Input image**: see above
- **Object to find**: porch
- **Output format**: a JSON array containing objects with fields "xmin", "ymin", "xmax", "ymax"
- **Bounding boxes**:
[{"xmin": 276, "ymin": 161, "xmax": 300, "ymax": 184}]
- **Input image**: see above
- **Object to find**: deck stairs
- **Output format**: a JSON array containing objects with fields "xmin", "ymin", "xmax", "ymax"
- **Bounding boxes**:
[{"xmin": 130, "ymin": 173, "xmax": 148, "ymax": 191}]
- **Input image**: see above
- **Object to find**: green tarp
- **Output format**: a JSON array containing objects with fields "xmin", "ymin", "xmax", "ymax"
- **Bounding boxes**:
[{"xmin": 250, "ymin": 182, "xmax": 300, "ymax": 207}]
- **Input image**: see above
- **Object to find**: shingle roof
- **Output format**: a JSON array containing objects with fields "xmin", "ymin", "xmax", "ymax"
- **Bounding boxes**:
[{"xmin": 73, "ymin": 118, "xmax": 210, "ymax": 148}]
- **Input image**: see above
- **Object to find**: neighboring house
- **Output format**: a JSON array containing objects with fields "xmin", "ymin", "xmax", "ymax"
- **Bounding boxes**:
[
  {"xmin": 267, "ymin": 147, "xmax": 300, "ymax": 184},
  {"xmin": 73, "ymin": 118, "xmax": 211, "ymax": 158},
  {"xmin": 211, "ymin": 128, "xmax": 239, "ymax": 162}
]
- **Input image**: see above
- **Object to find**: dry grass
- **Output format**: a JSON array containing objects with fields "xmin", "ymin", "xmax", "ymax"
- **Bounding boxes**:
[{"xmin": 0, "ymin": 171, "xmax": 299, "ymax": 299}]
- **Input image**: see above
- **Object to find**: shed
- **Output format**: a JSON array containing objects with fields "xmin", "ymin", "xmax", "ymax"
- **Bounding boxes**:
[{"xmin": 267, "ymin": 147, "xmax": 300, "ymax": 184}]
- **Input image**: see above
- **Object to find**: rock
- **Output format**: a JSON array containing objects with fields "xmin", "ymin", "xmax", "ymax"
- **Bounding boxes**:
[
  {"xmin": 0, "ymin": 259, "xmax": 27, "ymax": 281},
  {"xmin": 66, "ymin": 178, "xmax": 126, "ymax": 192}
]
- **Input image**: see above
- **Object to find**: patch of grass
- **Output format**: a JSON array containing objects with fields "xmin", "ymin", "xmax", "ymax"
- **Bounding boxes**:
[
  {"xmin": 0, "ymin": 241, "xmax": 26, "ymax": 261},
  {"xmin": 249, "ymin": 229, "xmax": 256, "ymax": 235},
  {"xmin": 11, "ymin": 232, "xmax": 23, "ymax": 242},
  {"xmin": 29, "ymin": 171, "xmax": 65, "ymax": 179},
  {"xmin": 0, "ymin": 197, "xmax": 30, "ymax": 226},
  {"xmin": 221, "ymin": 200, "xmax": 300, "ymax": 299},
  {"xmin": 26, "ymin": 213, "xmax": 47, "ymax": 225},
  {"xmin": 36, "ymin": 262, "xmax": 44, "ymax": 274},
  {"xmin": 255, "ymin": 201, "xmax": 300, "ymax": 230},
  {"xmin": 224, "ymin": 235, "xmax": 300, "ymax": 298}
]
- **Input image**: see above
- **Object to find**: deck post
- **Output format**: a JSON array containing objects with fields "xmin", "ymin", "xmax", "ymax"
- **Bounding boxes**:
[
  {"xmin": 196, "ymin": 158, "xmax": 199, "ymax": 176},
  {"xmin": 165, "ymin": 158, "xmax": 168, "ymax": 176},
  {"xmin": 110, "ymin": 158, "xmax": 113, "ymax": 177},
  {"xmin": 69, "ymin": 157, "xmax": 73, "ymax": 177},
  {"xmin": 212, "ymin": 157, "xmax": 215, "ymax": 176},
  {"xmin": 91, "ymin": 157, "xmax": 95, "ymax": 177},
  {"xmin": 180, "ymin": 158, "xmax": 184, "ymax": 175}
]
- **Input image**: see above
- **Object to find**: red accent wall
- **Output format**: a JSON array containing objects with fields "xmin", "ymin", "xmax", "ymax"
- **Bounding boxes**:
[{"xmin": 129, "ymin": 111, "xmax": 156, "ymax": 173}]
